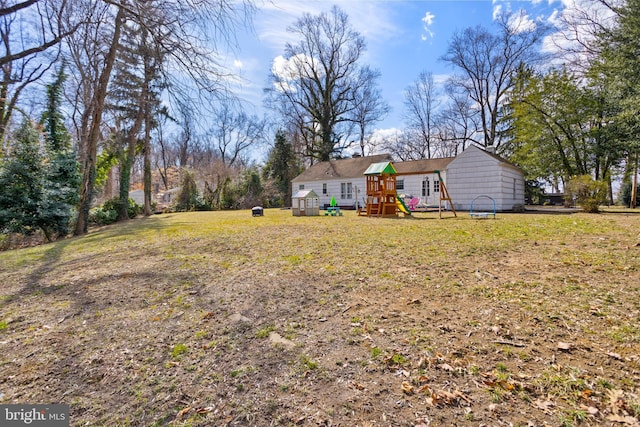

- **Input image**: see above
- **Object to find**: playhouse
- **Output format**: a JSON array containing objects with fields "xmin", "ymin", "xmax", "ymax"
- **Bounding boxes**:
[
  {"xmin": 362, "ymin": 162, "xmax": 400, "ymax": 217},
  {"xmin": 292, "ymin": 189, "xmax": 320, "ymax": 216}
]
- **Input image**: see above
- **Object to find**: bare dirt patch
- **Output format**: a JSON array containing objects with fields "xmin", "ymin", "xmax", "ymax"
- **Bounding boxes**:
[{"xmin": 1, "ymin": 210, "xmax": 639, "ymax": 426}]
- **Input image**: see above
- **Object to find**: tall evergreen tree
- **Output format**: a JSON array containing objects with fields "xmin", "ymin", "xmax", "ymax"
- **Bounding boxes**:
[
  {"xmin": 39, "ymin": 66, "xmax": 81, "ymax": 239},
  {"xmin": 0, "ymin": 120, "xmax": 46, "ymax": 237},
  {"xmin": 596, "ymin": 0, "xmax": 640, "ymax": 206},
  {"xmin": 263, "ymin": 130, "xmax": 301, "ymax": 206}
]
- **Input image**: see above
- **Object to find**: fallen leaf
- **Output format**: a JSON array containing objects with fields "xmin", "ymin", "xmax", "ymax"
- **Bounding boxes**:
[
  {"xmin": 498, "ymin": 380, "xmax": 515, "ymax": 391},
  {"xmin": 417, "ymin": 384, "xmax": 431, "ymax": 394},
  {"xmin": 606, "ymin": 414, "xmax": 640, "ymax": 426},
  {"xmin": 176, "ymin": 407, "xmax": 191, "ymax": 420},
  {"xmin": 533, "ymin": 399, "xmax": 554, "ymax": 414},
  {"xmin": 416, "ymin": 374, "xmax": 430, "ymax": 383},
  {"xmin": 401, "ymin": 381, "xmax": 414, "ymax": 395},
  {"xmin": 579, "ymin": 404, "xmax": 598, "ymax": 416},
  {"xmin": 607, "ymin": 352, "xmax": 623, "ymax": 360},
  {"xmin": 607, "ymin": 389, "xmax": 626, "ymax": 415},
  {"xmin": 438, "ymin": 363, "xmax": 455, "ymax": 372},
  {"xmin": 350, "ymin": 381, "xmax": 365, "ymax": 391},
  {"xmin": 415, "ymin": 356, "xmax": 427, "ymax": 369}
]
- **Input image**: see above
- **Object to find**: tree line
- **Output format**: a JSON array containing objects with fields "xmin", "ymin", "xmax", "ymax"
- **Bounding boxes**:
[{"xmin": 1, "ymin": 0, "xmax": 638, "ymax": 244}]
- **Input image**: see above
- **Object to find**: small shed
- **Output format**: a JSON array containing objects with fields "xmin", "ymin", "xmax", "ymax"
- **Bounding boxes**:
[{"xmin": 292, "ymin": 189, "xmax": 320, "ymax": 216}]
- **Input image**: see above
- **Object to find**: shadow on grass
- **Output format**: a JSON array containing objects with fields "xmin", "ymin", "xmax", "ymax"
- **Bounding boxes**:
[{"xmin": 0, "ymin": 215, "xmax": 187, "ymax": 309}]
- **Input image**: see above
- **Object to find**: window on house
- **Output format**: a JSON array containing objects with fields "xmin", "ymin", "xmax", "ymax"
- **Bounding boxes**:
[
  {"xmin": 397, "ymin": 179, "xmax": 404, "ymax": 191},
  {"xmin": 323, "ymin": 183, "xmax": 327, "ymax": 194},
  {"xmin": 434, "ymin": 180, "xmax": 440, "ymax": 193},
  {"xmin": 299, "ymin": 184, "xmax": 304, "ymax": 190},
  {"xmin": 422, "ymin": 178, "xmax": 430, "ymax": 197},
  {"xmin": 341, "ymin": 182, "xmax": 353, "ymax": 199}
]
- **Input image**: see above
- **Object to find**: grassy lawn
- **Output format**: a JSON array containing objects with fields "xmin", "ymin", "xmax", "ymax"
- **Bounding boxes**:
[{"xmin": 1, "ymin": 208, "xmax": 639, "ymax": 426}]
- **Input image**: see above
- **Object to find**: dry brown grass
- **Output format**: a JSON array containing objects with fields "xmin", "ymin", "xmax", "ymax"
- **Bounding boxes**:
[{"xmin": 1, "ymin": 209, "xmax": 639, "ymax": 426}]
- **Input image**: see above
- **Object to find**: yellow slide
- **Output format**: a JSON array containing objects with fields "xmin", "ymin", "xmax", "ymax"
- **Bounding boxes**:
[{"xmin": 396, "ymin": 196, "xmax": 411, "ymax": 215}]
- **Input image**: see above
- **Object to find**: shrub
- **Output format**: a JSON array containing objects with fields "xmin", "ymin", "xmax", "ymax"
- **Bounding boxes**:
[
  {"xmin": 174, "ymin": 169, "xmax": 211, "ymax": 212},
  {"xmin": 90, "ymin": 197, "xmax": 140, "ymax": 225},
  {"xmin": 565, "ymin": 175, "xmax": 607, "ymax": 213}
]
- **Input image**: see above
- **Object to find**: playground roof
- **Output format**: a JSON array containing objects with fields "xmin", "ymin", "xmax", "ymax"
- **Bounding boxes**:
[
  {"xmin": 292, "ymin": 189, "xmax": 318, "ymax": 199},
  {"xmin": 364, "ymin": 162, "xmax": 397, "ymax": 176}
]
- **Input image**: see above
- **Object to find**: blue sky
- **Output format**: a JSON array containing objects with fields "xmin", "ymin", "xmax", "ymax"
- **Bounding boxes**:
[{"xmin": 227, "ymin": 0, "xmax": 569, "ymax": 134}]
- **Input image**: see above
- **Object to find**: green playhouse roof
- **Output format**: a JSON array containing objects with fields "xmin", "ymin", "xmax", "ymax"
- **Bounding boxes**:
[{"xmin": 364, "ymin": 161, "xmax": 397, "ymax": 176}]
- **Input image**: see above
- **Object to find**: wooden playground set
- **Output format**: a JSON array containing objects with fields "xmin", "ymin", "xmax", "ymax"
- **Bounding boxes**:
[{"xmin": 357, "ymin": 162, "xmax": 457, "ymax": 219}]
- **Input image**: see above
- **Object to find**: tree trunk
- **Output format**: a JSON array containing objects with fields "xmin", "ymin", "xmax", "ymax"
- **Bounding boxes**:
[
  {"xmin": 632, "ymin": 151, "xmax": 638, "ymax": 209},
  {"xmin": 74, "ymin": 7, "xmax": 125, "ymax": 235},
  {"xmin": 143, "ymin": 97, "xmax": 152, "ymax": 216}
]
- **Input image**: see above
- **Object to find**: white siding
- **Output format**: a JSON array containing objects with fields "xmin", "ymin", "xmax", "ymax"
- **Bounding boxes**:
[
  {"xmin": 293, "ymin": 178, "xmax": 366, "ymax": 208},
  {"xmin": 446, "ymin": 145, "xmax": 524, "ymax": 211},
  {"xmin": 397, "ymin": 173, "xmax": 445, "ymax": 206}
]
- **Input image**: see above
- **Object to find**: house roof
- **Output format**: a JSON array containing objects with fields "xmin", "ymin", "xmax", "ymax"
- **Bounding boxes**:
[
  {"xmin": 393, "ymin": 157, "xmax": 454, "ymax": 175},
  {"xmin": 450, "ymin": 145, "xmax": 523, "ymax": 172},
  {"xmin": 292, "ymin": 154, "xmax": 393, "ymax": 182},
  {"xmin": 364, "ymin": 161, "xmax": 397, "ymax": 175}
]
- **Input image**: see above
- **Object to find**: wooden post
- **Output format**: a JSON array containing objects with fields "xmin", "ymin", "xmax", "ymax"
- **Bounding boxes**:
[{"xmin": 435, "ymin": 170, "xmax": 457, "ymax": 218}]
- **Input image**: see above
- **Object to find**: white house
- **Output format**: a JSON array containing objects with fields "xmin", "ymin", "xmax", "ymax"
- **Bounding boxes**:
[
  {"xmin": 291, "ymin": 146, "xmax": 525, "ymax": 212},
  {"xmin": 291, "ymin": 154, "xmax": 392, "ymax": 209},
  {"xmin": 446, "ymin": 145, "xmax": 525, "ymax": 212}
]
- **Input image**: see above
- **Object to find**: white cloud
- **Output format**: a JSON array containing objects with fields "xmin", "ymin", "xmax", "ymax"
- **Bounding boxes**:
[
  {"xmin": 507, "ymin": 10, "xmax": 537, "ymax": 33},
  {"xmin": 421, "ymin": 11, "xmax": 435, "ymax": 41},
  {"xmin": 422, "ymin": 11, "xmax": 435, "ymax": 26},
  {"xmin": 233, "ymin": 59, "xmax": 243, "ymax": 69},
  {"xmin": 270, "ymin": 53, "xmax": 324, "ymax": 93},
  {"xmin": 365, "ymin": 128, "xmax": 404, "ymax": 154},
  {"xmin": 271, "ymin": 55, "xmax": 295, "ymax": 81},
  {"xmin": 493, "ymin": 4, "xmax": 503, "ymax": 21}
]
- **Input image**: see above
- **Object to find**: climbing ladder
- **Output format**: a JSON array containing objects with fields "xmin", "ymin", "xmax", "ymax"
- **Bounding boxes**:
[{"xmin": 435, "ymin": 170, "xmax": 457, "ymax": 219}]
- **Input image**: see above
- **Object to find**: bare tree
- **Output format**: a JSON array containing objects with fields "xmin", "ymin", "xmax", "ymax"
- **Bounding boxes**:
[
  {"xmin": 207, "ymin": 102, "xmax": 266, "ymax": 168},
  {"xmin": 352, "ymin": 66, "xmax": 390, "ymax": 157},
  {"xmin": 548, "ymin": 0, "xmax": 620, "ymax": 73},
  {"xmin": 266, "ymin": 6, "xmax": 381, "ymax": 162},
  {"xmin": 403, "ymin": 71, "xmax": 440, "ymax": 159},
  {"xmin": 0, "ymin": 0, "xmax": 80, "ymax": 144},
  {"xmin": 378, "ymin": 130, "xmax": 422, "ymax": 162},
  {"xmin": 441, "ymin": 11, "xmax": 548, "ymax": 148},
  {"xmin": 438, "ymin": 83, "xmax": 481, "ymax": 155}
]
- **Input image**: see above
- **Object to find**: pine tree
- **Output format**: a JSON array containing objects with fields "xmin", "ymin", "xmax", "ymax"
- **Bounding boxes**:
[
  {"xmin": 0, "ymin": 120, "xmax": 46, "ymax": 237},
  {"xmin": 263, "ymin": 130, "xmax": 301, "ymax": 206},
  {"xmin": 39, "ymin": 67, "xmax": 81, "ymax": 240}
]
